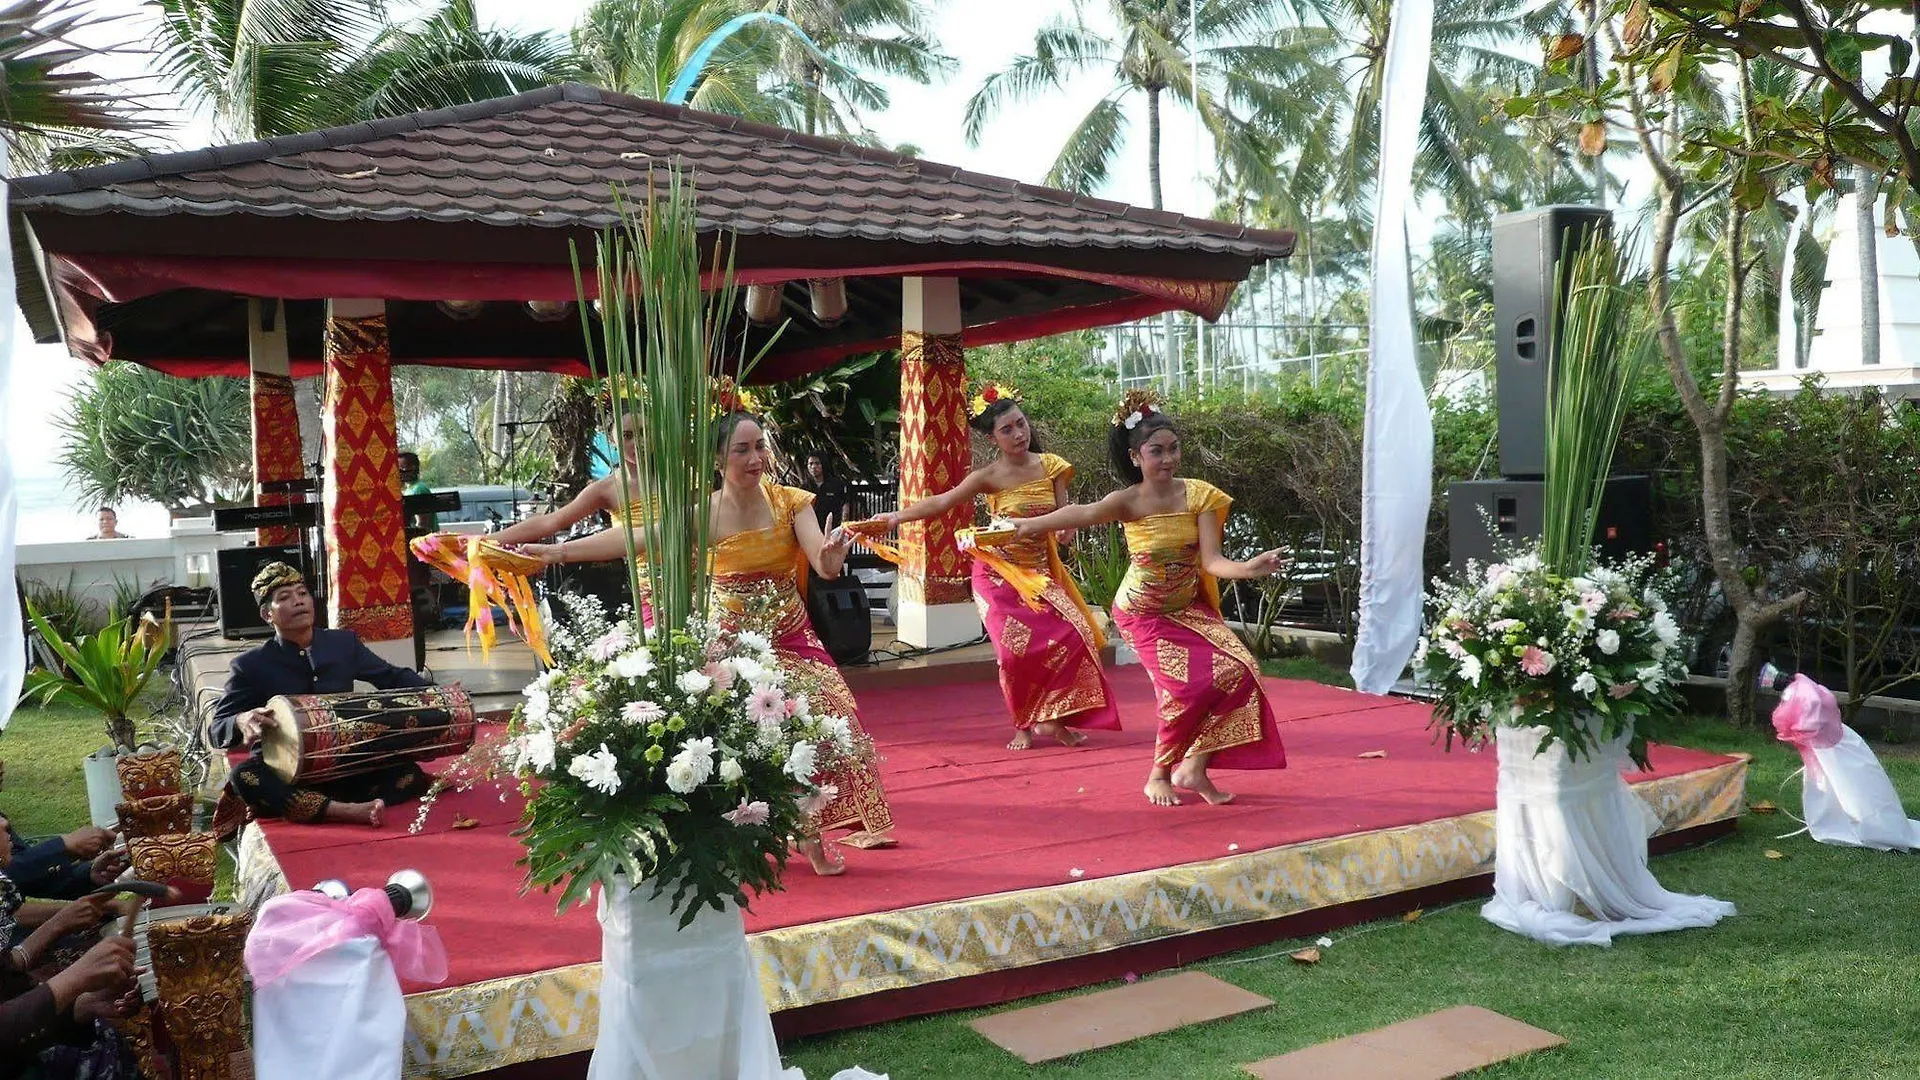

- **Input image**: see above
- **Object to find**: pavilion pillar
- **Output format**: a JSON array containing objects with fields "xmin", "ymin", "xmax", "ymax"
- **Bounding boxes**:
[
  {"xmin": 247, "ymin": 299, "xmax": 303, "ymax": 547},
  {"xmin": 895, "ymin": 276, "xmax": 981, "ymax": 648},
  {"xmin": 321, "ymin": 298, "xmax": 413, "ymax": 665}
]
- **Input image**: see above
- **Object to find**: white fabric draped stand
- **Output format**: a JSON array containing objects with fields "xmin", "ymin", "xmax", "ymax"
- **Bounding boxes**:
[
  {"xmin": 253, "ymin": 936, "xmax": 408, "ymax": 1080},
  {"xmin": 1795, "ymin": 726, "xmax": 1920, "ymax": 851},
  {"xmin": 591, "ymin": 881, "xmax": 884, "ymax": 1080},
  {"xmin": 1483, "ymin": 723, "xmax": 1736, "ymax": 947}
]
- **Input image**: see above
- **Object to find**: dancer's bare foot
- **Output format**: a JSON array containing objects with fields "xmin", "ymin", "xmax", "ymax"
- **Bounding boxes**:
[
  {"xmin": 1171, "ymin": 763, "xmax": 1235, "ymax": 805},
  {"xmin": 1033, "ymin": 720, "xmax": 1088, "ymax": 748},
  {"xmin": 798, "ymin": 837, "xmax": 846, "ymax": 876},
  {"xmin": 1144, "ymin": 776, "xmax": 1182, "ymax": 807},
  {"xmin": 369, "ymin": 799, "xmax": 385, "ymax": 827},
  {"xmin": 1007, "ymin": 728, "xmax": 1035, "ymax": 751}
]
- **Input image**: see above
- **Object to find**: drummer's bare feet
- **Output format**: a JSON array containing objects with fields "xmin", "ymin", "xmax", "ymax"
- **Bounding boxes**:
[
  {"xmin": 1034, "ymin": 720, "xmax": 1088, "ymax": 748},
  {"xmin": 323, "ymin": 799, "xmax": 384, "ymax": 827},
  {"xmin": 1144, "ymin": 768, "xmax": 1182, "ymax": 807},
  {"xmin": 797, "ymin": 837, "xmax": 845, "ymax": 876},
  {"xmin": 1172, "ymin": 757, "xmax": 1235, "ymax": 805}
]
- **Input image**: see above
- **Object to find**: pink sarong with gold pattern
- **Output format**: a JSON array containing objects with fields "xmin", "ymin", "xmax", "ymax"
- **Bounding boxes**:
[
  {"xmin": 971, "ymin": 453, "xmax": 1121, "ymax": 732},
  {"xmin": 709, "ymin": 483, "xmax": 894, "ymax": 847},
  {"xmin": 1111, "ymin": 479, "xmax": 1285, "ymax": 770}
]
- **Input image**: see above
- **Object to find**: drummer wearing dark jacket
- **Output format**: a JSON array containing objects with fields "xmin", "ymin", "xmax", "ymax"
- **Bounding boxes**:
[{"xmin": 210, "ymin": 562, "xmax": 431, "ymax": 827}]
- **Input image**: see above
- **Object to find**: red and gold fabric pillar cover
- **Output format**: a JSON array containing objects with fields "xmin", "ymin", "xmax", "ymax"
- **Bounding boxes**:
[
  {"xmin": 321, "ymin": 311, "xmax": 413, "ymax": 642},
  {"xmin": 896, "ymin": 330, "xmax": 972, "ymax": 606},
  {"xmin": 249, "ymin": 372, "xmax": 304, "ymax": 547}
]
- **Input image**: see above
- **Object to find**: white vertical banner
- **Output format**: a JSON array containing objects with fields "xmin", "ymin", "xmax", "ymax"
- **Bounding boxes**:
[
  {"xmin": 0, "ymin": 144, "xmax": 22, "ymax": 731},
  {"xmin": 1349, "ymin": 0, "xmax": 1435, "ymax": 696},
  {"xmin": 1776, "ymin": 199, "xmax": 1804, "ymax": 371}
]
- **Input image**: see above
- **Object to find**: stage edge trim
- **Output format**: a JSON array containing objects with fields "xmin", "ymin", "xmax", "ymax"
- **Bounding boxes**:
[{"xmin": 239, "ymin": 757, "xmax": 1747, "ymax": 1079}]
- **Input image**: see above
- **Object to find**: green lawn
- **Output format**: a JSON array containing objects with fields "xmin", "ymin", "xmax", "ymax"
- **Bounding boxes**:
[{"xmin": 784, "ymin": 708, "xmax": 1920, "ymax": 1079}]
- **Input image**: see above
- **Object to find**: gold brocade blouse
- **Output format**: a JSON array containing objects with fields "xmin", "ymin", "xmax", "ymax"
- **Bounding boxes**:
[
  {"xmin": 708, "ymin": 484, "xmax": 815, "ymax": 638},
  {"xmin": 608, "ymin": 492, "xmax": 657, "ymax": 597},
  {"xmin": 1115, "ymin": 479, "xmax": 1233, "ymax": 617},
  {"xmin": 982, "ymin": 453, "xmax": 1074, "ymax": 571}
]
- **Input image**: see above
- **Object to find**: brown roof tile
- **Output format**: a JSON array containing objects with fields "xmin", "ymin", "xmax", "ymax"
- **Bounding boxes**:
[{"xmin": 11, "ymin": 84, "xmax": 1293, "ymax": 262}]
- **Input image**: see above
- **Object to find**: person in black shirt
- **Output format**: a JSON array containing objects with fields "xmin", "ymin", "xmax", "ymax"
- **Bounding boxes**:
[
  {"xmin": 209, "ymin": 563, "xmax": 431, "ymax": 827},
  {"xmin": 802, "ymin": 453, "xmax": 851, "ymax": 531}
]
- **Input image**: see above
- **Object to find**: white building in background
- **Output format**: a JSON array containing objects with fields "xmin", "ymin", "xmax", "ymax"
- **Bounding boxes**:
[{"xmin": 1750, "ymin": 191, "xmax": 1920, "ymax": 398}]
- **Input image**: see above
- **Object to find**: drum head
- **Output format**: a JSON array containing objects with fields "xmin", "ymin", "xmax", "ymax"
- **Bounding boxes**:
[{"xmin": 260, "ymin": 696, "xmax": 304, "ymax": 782}]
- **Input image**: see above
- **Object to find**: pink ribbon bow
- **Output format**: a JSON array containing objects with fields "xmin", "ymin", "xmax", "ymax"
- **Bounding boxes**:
[
  {"xmin": 1771, "ymin": 674, "xmax": 1843, "ymax": 775},
  {"xmin": 245, "ymin": 888, "xmax": 449, "ymax": 988}
]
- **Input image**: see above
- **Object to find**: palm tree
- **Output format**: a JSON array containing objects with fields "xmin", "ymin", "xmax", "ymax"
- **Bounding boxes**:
[
  {"xmin": 1285, "ymin": 0, "xmax": 1557, "ymax": 225},
  {"xmin": 967, "ymin": 0, "xmax": 1327, "ymax": 212},
  {"xmin": 148, "ymin": 0, "xmax": 572, "ymax": 141},
  {"xmin": 0, "ymin": 0, "xmax": 152, "ymax": 172},
  {"xmin": 754, "ymin": 0, "xmax": 953, "ymax": 137},
  {"xmin": 573, "ymin": 0, "xmax": 792, "ymax": 122}
]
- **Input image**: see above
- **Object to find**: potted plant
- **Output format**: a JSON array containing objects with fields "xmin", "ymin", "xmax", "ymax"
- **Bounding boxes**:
[
  {"xmin": 21, "ymin": 602, "xmax": 169, "ymax": 827},
  {"xmin": 1414, "ymin": 228, "xmax": 1734, "ymax": 946}
]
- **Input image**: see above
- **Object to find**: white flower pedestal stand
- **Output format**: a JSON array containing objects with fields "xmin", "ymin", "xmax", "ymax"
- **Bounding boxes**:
[
  {"xmin": 590, "ymin": 882, "xmax": 885, "ymax": 1080},
  {"xmin": 1482, "ymin": 722, "xmax": 1736, "ymax": 947}
]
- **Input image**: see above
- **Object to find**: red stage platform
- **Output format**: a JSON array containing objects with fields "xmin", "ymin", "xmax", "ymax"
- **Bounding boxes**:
[{"xmin": 234, "ymin": 669, "xmax": 1747, "ymax": 1079}]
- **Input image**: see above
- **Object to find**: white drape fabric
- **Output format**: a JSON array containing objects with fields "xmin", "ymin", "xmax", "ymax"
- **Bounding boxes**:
[
  {"xmin": 0, "ymin": 147, "xmax": 22, "ymax": 733},
  {"xmin": 252, "ymin": 935, "xmax": 406, "ymax": 1080},
  {"xmin": 1483, "ymin": 723, "xmax": 1736, "ymax": 947},
  {"xmin": 1776, "ymin": 204, "xmax": 1804, "ymax": 371},
  {"xmin": 1795, "ymin": 727, "xmax": 1920, "ymax": 850},
  {"xmin": 1350, "ymin": 0, "xmax": 1436, "ymax": 695},
  {"xmin": 590, "ymin": 883, "xmax": 884, "ymax": 1080}
]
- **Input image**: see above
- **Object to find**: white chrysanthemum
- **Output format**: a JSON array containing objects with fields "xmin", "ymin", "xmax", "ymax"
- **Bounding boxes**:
[
  {"xmin": 522, "ymin": 689, "xmax": 552, "ymax": 727},
  {"xmin": 518, "ymin": 728, "xmax": 556, "ymax": 774},
  {"xmin": 1650, "ymin": 610, "xmax": 1680, "ymax": 648},
  {"xmin": 730, "ymin": 655, "xmax": 769, "ymax": 686},
  {"xmin": 735, "ymin": 630, "xmax": 773, "ymax": 657},
  {"xmin": 527, "ymin": 670, "xmax": 564, "ymax": 694},
  {"xmin": 719, "ymin": 758, "xmax": 744, "ymax": 784},
  {"xmin": 1572, "ymin": 671, "xmax": 1599, "ymax": 697},
  {"xmin": 665, "ymin": 736, "xmax": 717, "ymax": 793},
  {"xmin": 1596, "ymin": 629, "xmax": 1621, "ymax": 655},
  {"xmin": 1510, "ymin": 552, "xmax": 1541, "ymax": 572},
  {"xmin": 1459, "ymin": 654, "xmax": 1483, "ymax": 687},
  {"xmin": 567, "ymin": 743, "xmax": 621, "ymax": 795},
  {"xmin": 785, "ymin": 740, "xmax": 818, "ymax": 781},
  {"xmin": 818, "ymin": 715, "xmax": 854, "ymax": 750},
  {"xmin": 676, "ymin": 670, "xmax": 714, "ymax": 697},
  {"xmin": 613, "ymin": 648, "xmax": 655, "ymax": 680},
  {"xmin": 1637, "ymin": 663, "xmax": 1666, "ymax": 689}
]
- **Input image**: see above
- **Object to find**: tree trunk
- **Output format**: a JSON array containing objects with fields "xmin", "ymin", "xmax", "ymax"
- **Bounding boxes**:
[
  {"xmin": 1147, "ymin": 86, "xmax": 1179, "ymax": 390},
  {"xmin": 1856, "ymin": 167, "xmax": 1880, "ymax": 366}
]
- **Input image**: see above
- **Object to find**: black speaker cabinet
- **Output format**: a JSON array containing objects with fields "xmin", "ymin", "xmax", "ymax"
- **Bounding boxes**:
[
  {"xmin": 1447, "ymin": 475, "xmax": 1652, "ymax": 570},
  {"xmin": 1493, "ymin": 205, "xmax": 1614, "ymax": 478},
  {"xmin": 216, "ymin": 545, "xmax": 308, "ymax": 638},
  {"xmin": 806, "ymin": 573, "xmax": 871, "ymax": 666}
]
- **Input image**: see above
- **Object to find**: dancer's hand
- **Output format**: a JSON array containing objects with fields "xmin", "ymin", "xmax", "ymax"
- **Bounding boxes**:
[
  {"xmin": 1012, "ymin": 519, "xmax": 1046, "ymax": 540},
  {"xmin": 873, "ymin": 511, "xmax": 901, "ymax": 532},
  {"xmin": 821, "ymin": 515, "xmax": 853, "ymax": 558},
  {"xmin": 1245, "ymin": 548, "xmax": 1290, "ymax": 577},
  {"xmin": 523, "ymin": 542, "xmax": 566, "ymax": 566}
]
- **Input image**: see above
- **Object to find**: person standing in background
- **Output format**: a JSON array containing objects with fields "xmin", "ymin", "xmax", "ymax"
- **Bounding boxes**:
[
  {"xmin": 802, "ymin": 453, "xmax": 851, "ymax": 532},
  {"xmin": 86, "ymin": 508, "xmax": 128, "ymax": 540}
]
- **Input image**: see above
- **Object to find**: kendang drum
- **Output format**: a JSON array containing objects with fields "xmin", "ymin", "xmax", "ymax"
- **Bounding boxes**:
[{"xmin": 260, "ymin": 686, "xmax": 476, "ymax": 785}]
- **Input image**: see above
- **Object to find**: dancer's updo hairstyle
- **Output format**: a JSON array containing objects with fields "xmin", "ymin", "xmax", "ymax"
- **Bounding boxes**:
[
  {"xmin": 967, "ymin": 396, "xmax": 1044, "ymax": 453},
  {"xmin": 1106, "ymin": 391, "xmax": 1175, "ymax": 484},
  {"xmin": 711, "ymin": 410, "xmax": 764, "ymax": 457}
]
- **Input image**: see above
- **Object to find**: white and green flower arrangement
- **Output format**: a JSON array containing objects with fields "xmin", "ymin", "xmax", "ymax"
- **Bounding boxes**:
[{"xmin": 1417, "ymin": 225, "xmax": 1688, "ymax": 767}]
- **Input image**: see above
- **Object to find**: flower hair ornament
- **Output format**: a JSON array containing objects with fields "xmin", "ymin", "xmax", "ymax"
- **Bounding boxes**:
[
  {"xmin": 1112, "ymin": 389, "xmax": 1164, "ymax": 430},
  {"xmin": 710, "ymin": 375, "xmax": 762, "ymax": 418},
  {"xmin": 969, "ymin": 382, "xmax": 1020, "ymax": 419}
]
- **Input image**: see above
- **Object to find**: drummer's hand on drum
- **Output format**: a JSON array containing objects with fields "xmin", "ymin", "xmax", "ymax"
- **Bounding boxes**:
[
  {"xmin": 47, "ymin": 937, "xmax": 135, "ymax": 1011},
  {"xmin": 74, "ymin": 985, "xmax": 141, "ymax": 1023},
  {"xmin": 238, "ymin": 707, "xmax": 278, "ymax": 743}
]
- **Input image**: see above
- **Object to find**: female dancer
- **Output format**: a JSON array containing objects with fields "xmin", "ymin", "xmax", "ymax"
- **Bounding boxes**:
[
  {"xmin": 495, "ymin": 412, "xmax": 658, "ymax": 626},
  {"xmin": 1012, "ymin": 392, "xmax": 1288, "ymax": 807},
  {"xmin": 875, "ymin": 384, "xmax": 1121, "ymax": 749},
  {"xmin": 532, "ymin": 411, "xmax": 895, "ymax": 874}
]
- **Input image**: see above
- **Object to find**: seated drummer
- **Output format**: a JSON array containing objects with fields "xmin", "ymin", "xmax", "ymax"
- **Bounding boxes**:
[{"xmin": 209, "ymin": 562, "xmax": 431, "ymax": 827}]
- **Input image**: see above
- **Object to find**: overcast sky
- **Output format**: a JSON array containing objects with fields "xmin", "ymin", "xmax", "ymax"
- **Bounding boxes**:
[{"xmin": 8, "ymin": 0, "xmax": 1219, "ymax": 491}]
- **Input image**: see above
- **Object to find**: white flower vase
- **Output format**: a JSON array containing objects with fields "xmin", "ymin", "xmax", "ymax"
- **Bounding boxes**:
[
  {"xmin": 589, "ymin": 880, "xmax": 790, "ymax": 1080},
  {"xmin": 1483, "ymin": 719, "xmax": 1736, "ymax": 947}
]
